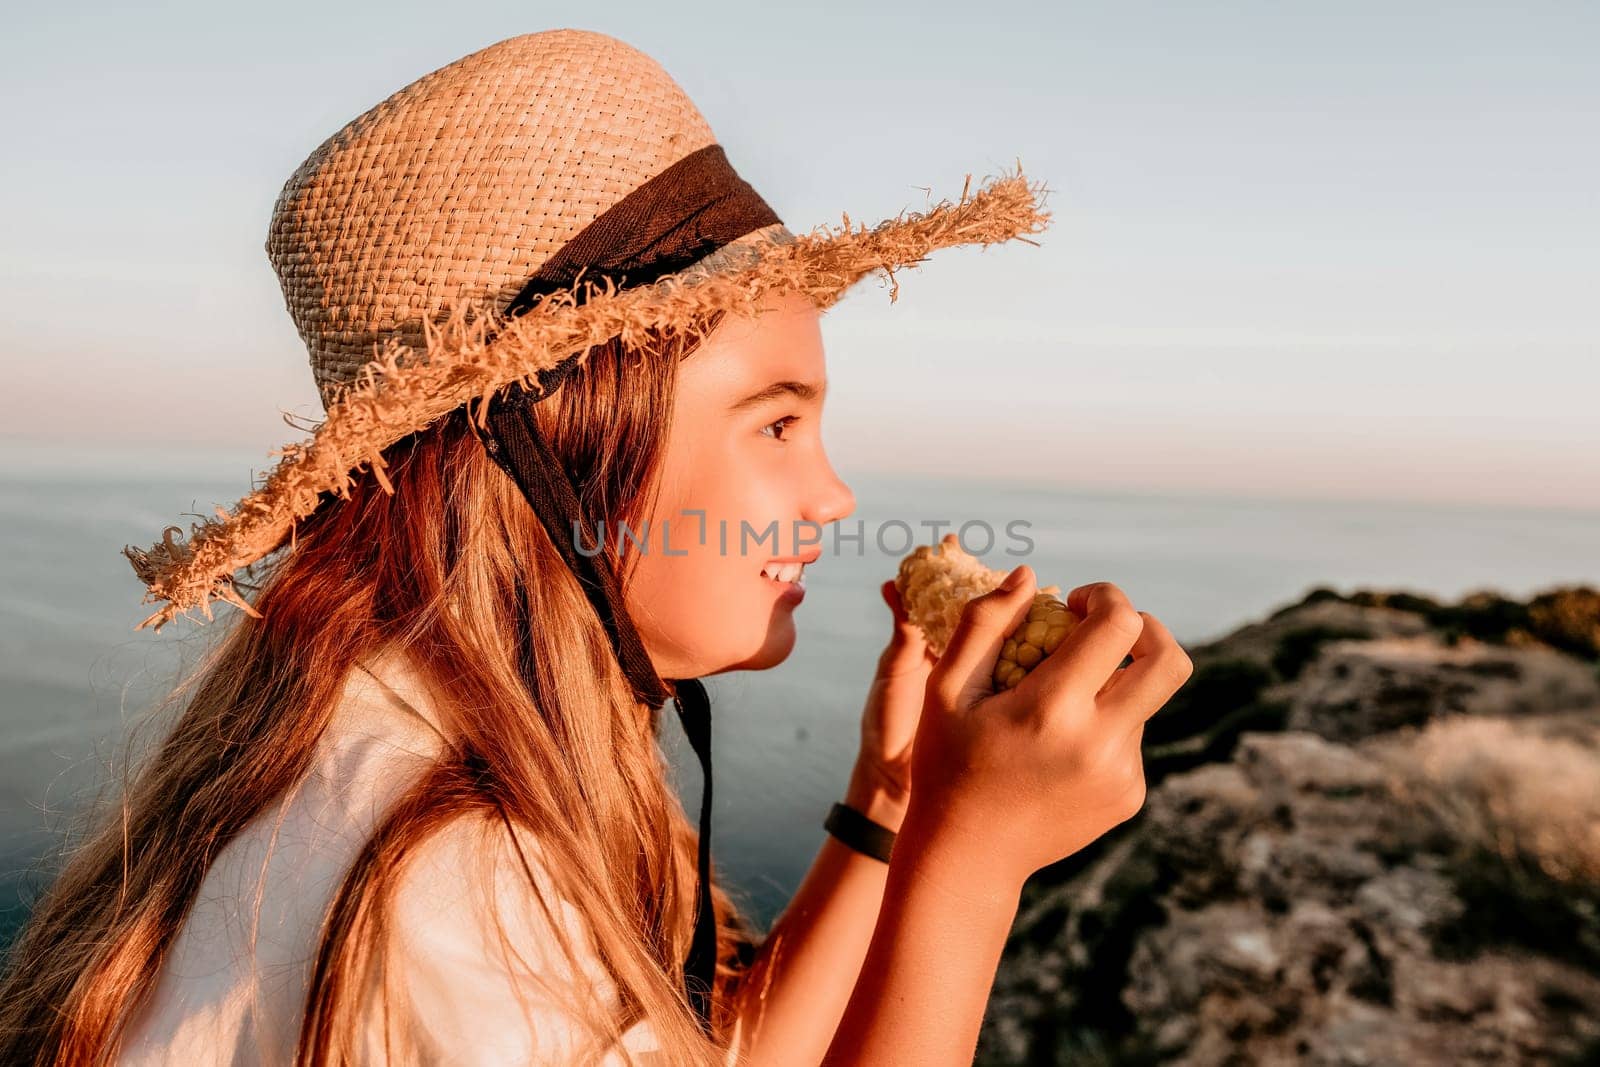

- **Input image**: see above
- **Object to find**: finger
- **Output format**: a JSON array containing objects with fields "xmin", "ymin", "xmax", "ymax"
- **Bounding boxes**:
[
  {"xmin": 1094, "ymin": 607, "xmax": 1152, "ymax": 698},
  {"xmin": 1066, "ymin": 580, "xmax": 1132, "ymax": 621},
  {"xmin": 881, "ymin": 579, "xmax": 910, "ymax": 624},
  {"xmin": 930, "ymin": 565, "xmax": 1037, "ymax": 707},
  {"xmin": 1099, "ymin": 611, "xmax": 1194, "ymax": 722},
  {"xmin": 1025, "ymin": 582, "xmax": 1144, "ymax": 707},
  {"xmin": 1095, "ymin": 662, "xmax": 1130, "ymax": 699},
  {"xmin": 880, "ymin": 581, "xmax": 923, "ymax": 648},
  {"xmin": 878, "ymin": 580, "xmax": 931, "ymax": 674}
]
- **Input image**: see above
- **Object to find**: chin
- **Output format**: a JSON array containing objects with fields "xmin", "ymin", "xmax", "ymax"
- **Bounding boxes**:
[{"xmin": 720, "ymin": 614, "xmax": 798, "ymax": 673}]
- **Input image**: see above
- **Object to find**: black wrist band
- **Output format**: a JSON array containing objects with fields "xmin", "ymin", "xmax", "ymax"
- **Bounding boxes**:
[{"xmin": 824, "ymin": 801, "xmax": 897, "ymax": 863}]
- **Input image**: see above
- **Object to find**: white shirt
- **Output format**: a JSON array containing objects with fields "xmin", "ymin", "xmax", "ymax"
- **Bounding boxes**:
[{"xmin": 115, "ymin": 649, "xmax": 721, "ymax": 1065}]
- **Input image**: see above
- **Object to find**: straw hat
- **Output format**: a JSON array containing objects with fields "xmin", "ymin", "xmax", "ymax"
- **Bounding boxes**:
[{"xmin": 122, "ymin": 28, "xmax": 1051, "ymax": 633}]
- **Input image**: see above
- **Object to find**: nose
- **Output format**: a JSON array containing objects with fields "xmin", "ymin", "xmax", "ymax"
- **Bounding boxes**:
[{"xmin": 805, "ymin": 455, "xmax": 856, "ymax": 530}]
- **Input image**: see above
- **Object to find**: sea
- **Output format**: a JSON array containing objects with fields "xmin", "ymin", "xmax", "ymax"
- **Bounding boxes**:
[{"xmin": 2, "ymin": 457, "xmax": 1597, "ymax": 947}]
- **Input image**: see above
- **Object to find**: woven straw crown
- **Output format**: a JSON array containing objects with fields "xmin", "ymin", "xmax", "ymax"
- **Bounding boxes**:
[
  {"xmin": 268, "ymin": 29, "xmax": 790, "ymax": 408},
  {"xmin": 124, "ymin": 27, "xmax": 1053, "ymax": 631}
]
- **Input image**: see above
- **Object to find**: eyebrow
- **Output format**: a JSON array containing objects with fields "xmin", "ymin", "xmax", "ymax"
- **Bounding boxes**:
[{"xmin": 727, "ymin": 379, "xmax": 825, "ymax": 412}]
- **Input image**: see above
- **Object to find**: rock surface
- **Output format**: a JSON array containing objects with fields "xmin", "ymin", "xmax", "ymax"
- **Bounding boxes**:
[
  {"xmin": 1285, "ymin": 636, "xmax": 1600, "ymax": 742},
  {"xmin": 976, "ymin": 585, "xmax": 1600, "ymax": 1066}
]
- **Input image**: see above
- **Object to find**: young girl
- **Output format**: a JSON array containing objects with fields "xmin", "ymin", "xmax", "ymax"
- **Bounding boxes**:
[{"xmin": 0, "ymin": 29, "xmax": 1191, "ymax": 1067}]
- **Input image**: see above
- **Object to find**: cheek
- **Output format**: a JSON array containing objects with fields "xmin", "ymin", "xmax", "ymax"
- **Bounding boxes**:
[
  {"xmin": 626, "ymin": 531, "xmax": 773, "ymax": 665},
  {"xmin": 656, "ymin": 443, "xmax": 786, "ymax": 570},
  {"xmin": 624, "ymin": 470, "xmax": 792, "ymax": 668}
]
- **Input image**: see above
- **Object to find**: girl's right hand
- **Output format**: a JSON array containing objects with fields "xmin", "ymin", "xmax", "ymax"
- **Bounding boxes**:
[{"xmin": 899, "ymin": 565, "xmax": 1193, "ymax": 891}]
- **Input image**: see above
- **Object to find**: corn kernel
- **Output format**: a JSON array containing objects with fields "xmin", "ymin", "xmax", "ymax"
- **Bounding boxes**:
[
  {"xmin": 893, "ymin": 537, "xmax": 1078, "ymax": 692},
  {"xmin": 992, "ymin": 592, "xmax": 1077, "ymax": 688}
]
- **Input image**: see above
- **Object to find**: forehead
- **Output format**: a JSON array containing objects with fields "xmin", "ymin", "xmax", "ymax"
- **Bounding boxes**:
[{"xmin": 678, "ymin": 289, "xmax": 825, "ymax": 401}]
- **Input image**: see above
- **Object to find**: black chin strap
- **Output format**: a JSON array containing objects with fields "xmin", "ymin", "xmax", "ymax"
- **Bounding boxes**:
[
  {"xmin": 670, "ymin": 676, "xmax": 717, "ymax": 1027},
  {"xmin": 474, "ymin": 385, "xmax": 720, "ymax": 1036},
  {"xmin": 476, "ymin": 382, "xmax": 671, "ymax": 709}
]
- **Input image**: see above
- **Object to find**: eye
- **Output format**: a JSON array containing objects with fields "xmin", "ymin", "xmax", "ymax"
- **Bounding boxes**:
[{"xmin": 760, "ymin": 415, "xmax": 800, "ymax": 442}]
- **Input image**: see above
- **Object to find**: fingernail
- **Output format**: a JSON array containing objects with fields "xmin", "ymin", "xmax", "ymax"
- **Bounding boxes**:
[{"xmin": 1000, "ymin": 566, "xmax": 1027, "ymax": 591}]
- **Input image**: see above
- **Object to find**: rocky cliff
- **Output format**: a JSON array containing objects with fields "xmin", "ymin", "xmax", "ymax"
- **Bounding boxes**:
[{"xmin": 976, "ymin": 586, "xmax": 1600, "ymax": 1066}]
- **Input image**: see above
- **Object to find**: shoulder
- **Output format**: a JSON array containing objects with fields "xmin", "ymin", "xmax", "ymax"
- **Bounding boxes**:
[
  {"xmin": 372, "ymin": 810, "xmax": 665, "ymax": 1064},
  {"xmin": 387, "ymin": 810, "xmax": 588, "ymax": 988}
]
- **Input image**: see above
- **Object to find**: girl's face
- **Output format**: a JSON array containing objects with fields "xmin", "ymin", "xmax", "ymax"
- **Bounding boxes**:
[{"xmin": 627, "ymin": 289, "xmax": 856, "ymax": 679}]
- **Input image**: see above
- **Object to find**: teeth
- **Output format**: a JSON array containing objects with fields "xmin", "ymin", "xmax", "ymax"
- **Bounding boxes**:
[{"xmin": 761, "ymin": 561, "xmax": 806, "ymax": 584}]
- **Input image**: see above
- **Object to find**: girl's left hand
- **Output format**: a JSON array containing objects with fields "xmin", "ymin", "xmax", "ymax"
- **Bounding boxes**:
[{"xmin": 850, "ymin": 575, "xmax": 936, "ymax": 824}]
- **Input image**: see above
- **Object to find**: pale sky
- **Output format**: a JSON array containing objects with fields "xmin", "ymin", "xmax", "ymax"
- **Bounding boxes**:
[{"xmin": 3, "ymin": 1, "xmax": 1596, "ymax": 511}]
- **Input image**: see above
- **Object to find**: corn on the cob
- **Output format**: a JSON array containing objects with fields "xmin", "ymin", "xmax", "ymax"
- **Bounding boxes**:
[{"xmin": 894, "ymin": 537, "xmax": 1077, "ymax": 691}]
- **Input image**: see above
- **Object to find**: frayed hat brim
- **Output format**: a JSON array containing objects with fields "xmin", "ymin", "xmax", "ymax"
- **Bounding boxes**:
[{"xmin": 124, "ymin": 165, "xmax": 1051, "ymax": 632}]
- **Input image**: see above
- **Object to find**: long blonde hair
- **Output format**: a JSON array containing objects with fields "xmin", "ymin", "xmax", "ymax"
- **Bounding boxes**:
[{"xmin": 0, "ymin": 318, "xmax": 759, "ymax": 1065}]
